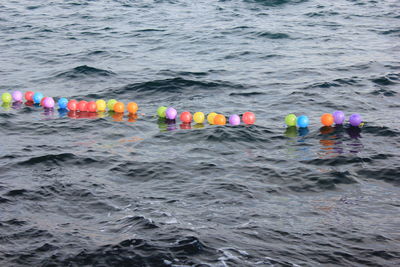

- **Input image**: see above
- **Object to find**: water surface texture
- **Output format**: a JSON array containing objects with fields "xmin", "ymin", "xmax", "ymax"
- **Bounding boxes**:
[{"xmin": 1, "ymin": 0, "xmax": 400, "ymax": 266}]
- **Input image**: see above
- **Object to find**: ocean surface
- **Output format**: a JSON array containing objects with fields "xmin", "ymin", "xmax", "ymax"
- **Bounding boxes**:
[{"xmin": 1, "ymin": 0, "xmax": 400, "ymax": 266}]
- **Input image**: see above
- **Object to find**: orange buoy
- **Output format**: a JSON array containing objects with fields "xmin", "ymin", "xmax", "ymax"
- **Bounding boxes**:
[
  {"xmin": 214, "ymin": 114, "xmax": 226, "ymax": 125},
  {"xmin": 114, "ymin": 102, "xmax": 125, "ymax": 113},
  {"xmin": 320, "ymin": 113, "xmax": 334, "ymax": 126},
  {"xmin": 127, "ymin": 102, "xmax": 138, "ymax": 114}
]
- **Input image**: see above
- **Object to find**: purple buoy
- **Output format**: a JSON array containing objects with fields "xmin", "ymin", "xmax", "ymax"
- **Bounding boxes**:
[
  {"xmin": 229, "ymin": 114, "xmax": 241, "ymax": 126},
  {"xmin": 349, "ymin": 113, "xmax": 362, "ymax": 127},
  {"xmin": 165, "ymin": 107, "xmax": 177, "ymax": 120},
  {"xmin": 332, "ymin": 110, "xmax": 345, "ymax": 125},
  {"xmin": 12, "ymin": 91, "xmax": 23, "ymax": 102}
]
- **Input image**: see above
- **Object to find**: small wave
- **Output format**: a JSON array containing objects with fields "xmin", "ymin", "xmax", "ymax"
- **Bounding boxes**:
[
  {"xmin": 54, "ymin": 65, "xmax": 115, "ymax": 79},
  {"xmin": 379, "ymin": 28, "xmax": 400, "ymax": 36},
  {"xmin": 154, "ymin": 125, "xmax": 273, "ymax": 146},
  {"xmin": 0, "ymin": 219, "xmax": 27, "ymax": 227},
  {"xmin": 370, "ymin": 88, "xmax": 396, "ymax": 97},
  {"xmin": 157, "ymin": 70, "xmax": 210, "ymax": 77},
  {"xmin": 16, "ymin": 153, "xmax": 109, "ymax": 167},
  {"xmin": 243, "ymin": 0, "xmax": 308, "ymax": 7},
  {"xmin": 229, "ymin": 91, "xmax": 265, "ymax": 97},
  {"xmin": 305, "ymin": 11, "xmax": 339, "ymax": 17},
  {"xmin": 87, "ymin": 50, "xmax": 108, "ymax": 56},
  {"xmin": 308, "ymin": 81, "xmax": 341, "ymax": 89},
  {"xmin": 301, "ymin": 156, "xmax": 372, "ymax": 166},
  {"xmin": 0, "ymin": 196, "xmax": 11, "ymax": 203},
  {"xmin": 305, "ymin": 77, "xmax": 363, "ymax": 89},
  {"xmin": 110, "ymin": 161, "xmax": 177, "ymax": 180},
  {"xmin": 252, "ymin": 31, "xmax": 291, "ymax": 39},
  {"xmin": 223, "ymin": 51, "xmax": 258, "ymax": 60},
  {"xmin": 0, "ymin": 113, "xmax": 15, "ymax": 119},
  {"xmin": 80, "ymin": 31, "xmax": 102, "ymax": 36},
  {"xmin": 135, "ymin": 28, "xmax": 166, "ymax": 32},
  {"xmin": 362, "ymin": 126, "xmax": 400, "ymax": 137},
  {"xmin": 370, "ymin": 73, "xmax": 399, "ymax": 86},
  {"xmin": 106, "ymin": 77, "xmax": 244, "ymax": 98},
  {"xmin": 36, "ymin": 28, "xmax": 53, "ymax": 33},
  {"xmin": 215, "ymin": 182, "xmax": 253, "ymax": 197},
  {"xmin": 287, "ymin": 169, "xmax": 358, "ymax": 192},
  {"xmin": 115, "ymin": 215, "xmax": 159, "ymax": 230},
  {"xmin": 358, "ymin": 167, "xmax": 400, "ymax": 185},
  {"xmin": 231, "ymin": 26, "xmax": 253, "ymax": 31},
  {"xmin": 5, "ymin": 189, "xmax": 28, "ymax": 197},
  {"xmin": 49, "ymin": 236, "xmax": 214, "ymax": 266},
  {"xmin": 26, "ymin": 5, "xmax": 41, "ymax": 10}
]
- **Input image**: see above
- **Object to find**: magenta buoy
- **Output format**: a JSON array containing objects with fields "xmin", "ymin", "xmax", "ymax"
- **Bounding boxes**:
[{"xmin": 42, "ymin": 97, "xmax": 55, "ymax": 109}]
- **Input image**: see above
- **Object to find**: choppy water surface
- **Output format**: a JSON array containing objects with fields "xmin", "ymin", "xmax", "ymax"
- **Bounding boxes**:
[{"xmin": 1, "ymin": 0, "xmax": 400, "ymax": 266}]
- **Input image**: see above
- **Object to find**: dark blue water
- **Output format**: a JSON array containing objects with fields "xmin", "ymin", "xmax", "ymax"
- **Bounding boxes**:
[{"xmin": 1, "ymin": 0, "xmax": 400, "ymax": 266}]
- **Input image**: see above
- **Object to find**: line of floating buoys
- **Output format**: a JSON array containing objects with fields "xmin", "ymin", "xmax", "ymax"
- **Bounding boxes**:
[
  {"xmin": 2, "ymin": 91, "xmax": 364, "ymax": 129},
  {"xmin": 284, "ymin": 111, "xmax": 363, "ymax": 128},
  {"xmin": 157, "ymin": 106, "xmax": 256, "ymax": 126},
  {"xmin": 1, "ymin": 91, "xmax": 139, "ymax": 115}
]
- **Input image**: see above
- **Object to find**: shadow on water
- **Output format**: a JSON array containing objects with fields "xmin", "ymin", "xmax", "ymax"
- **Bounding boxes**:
[
  {"xmin": 284, "ymin": 125, "xmax": 364, "ymax": 160},
  {"xmin": 1, "ymin": 102, "xmax": 12, "ymax": 111},
  {"xmin": 65, "ymin": 110, "xmax": 138, "ymax": 122},
  {"xmin": 157, "ymin": 118, "xmax": 178, "ymax": 132},
  {"xmin": 318, "ymin": 125, "xmax": 363, "ymax": 158},
  {"xmin": 180, "ymin": 123, "xmax": 191, "ymax": 130},
  {"xmin": 284, "ymin": 126, "xmax": 313, "ymax": 160}
]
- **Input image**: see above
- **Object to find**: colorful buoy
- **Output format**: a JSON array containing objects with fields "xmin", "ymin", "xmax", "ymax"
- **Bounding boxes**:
[
  {"xmin": 296, "ymin": 115, "xmax": 309, "ymax": 128},
  {"xmin": 25, "ymin": 91, "xmax": 34, "ymax": 101},
  {"xmin": 242, "ymin": 112, "xmax": 255, "ymax": 125},
  {"xmin": 229, "ymin": 114, "xmax": 240, "ymax": 126},
  {"xmin": 67, "ymin": 100, "xmax": 77, "ymax": 111},
  {"xmin": 114, "ymin": 102, "xmax": 125, "ymax": 113},
  {"xmin": 33, "ymin": 92, "xmax": 43, "ymax": 104},
  {"xmin": 96, "ymin": 99, "xmax": 106, "ymax": 112},
  {"xmin": 58, "ymin": 98, "xmax": 68, "ymax": 109},
  {"xmin": 193, "ymin": 112, "xmax": 205, "ymax": 124},
  {"xmin": 214, "ymin": 114, "xmax": 226, "ymax": 125},
  {"xmin": 207, "ymin": 112, "xmax": 217, "ymax": 124},
  {"xmin": 180, "ymin": 111, "xmax": 192, "ymax": 123},
  {"xmin": 107, "ymin": 99, "xmax": 117, "ymax": 111},
  {"xmin": 12, "ymin": 91, "xmax": 23, "ymax": 102},
  {"xmin": 127, "ymin": 102, "xmax": 138, "ymax": 114},
  {"xmin": 1, "ymin": 93, "xmax": 12, "ymax": 103},
  {"xmin": 77, "ymin": 100, "xmax": 88, "ymax": 112},
  {"xmin": 332, "ymin": 111, "xmax": 345, "ymax": 125},
  {"xmin": 42, "ymin": 97, "xmax": 55, "ymax": 109},
  {"xmin": 166, "ymin": 107, "xmax": 177, "ymax": 120},
  {"xmin": 321, "ymin": 113, "xmax": 334, "ymax": 127},
  {"xmin": 157, "ymin": 106, "xmax": 167, "ymax": 118},
  {"xmin": 349, "ymin": 113, "xmax": 362, "ymax": 127},
  {"xmin": 87, "ymin": 101, "xmax": 97, "ymax": 112},
  {"xmin": 285, "ymin": 114, "xmax": 297, "ymax": 127}
]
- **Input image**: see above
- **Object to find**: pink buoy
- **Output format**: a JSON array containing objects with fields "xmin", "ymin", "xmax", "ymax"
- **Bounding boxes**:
[{"xmin": 42, "ymin": 97, "xmax": 55, "ymax": 109}]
